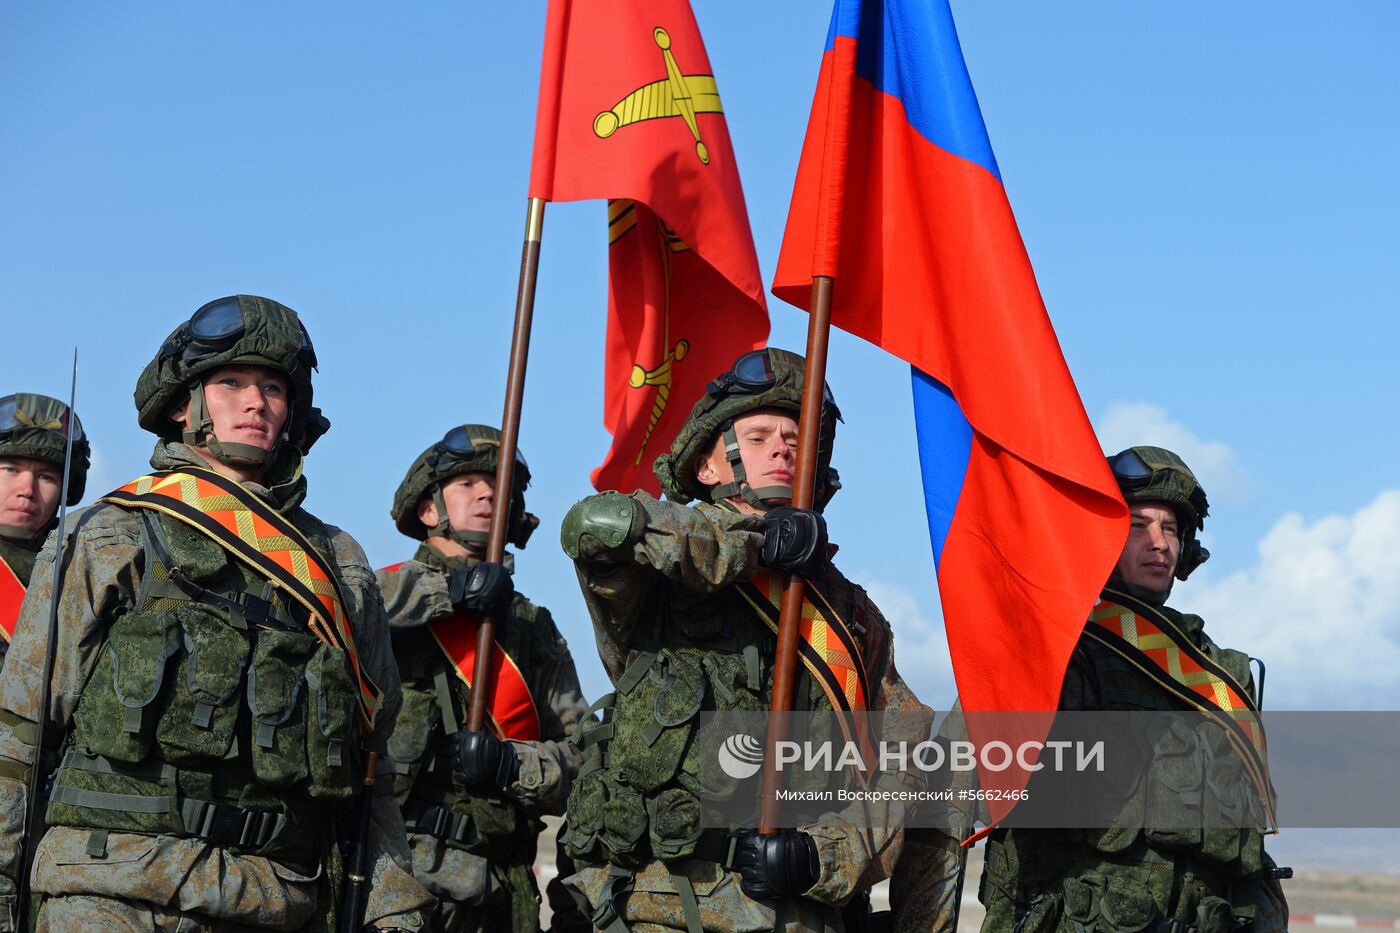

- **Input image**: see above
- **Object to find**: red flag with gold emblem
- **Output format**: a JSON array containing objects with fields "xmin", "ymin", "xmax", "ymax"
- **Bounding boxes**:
[{"xmin": 528, "ymin": 0, "xmax": 768, "ymax": 494}]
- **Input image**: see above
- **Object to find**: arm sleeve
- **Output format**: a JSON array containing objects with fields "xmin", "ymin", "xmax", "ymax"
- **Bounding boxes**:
[
  {"xmin": 567, "ymin": 493, "xmax": 765, "ymax": 678},
  {"xmin": 0, "ymin": 509, "xmax": 140, "ymax": 906},
  {"xmin": 506, "ymin": 605, "xmax": 592, "ymax": 815}
]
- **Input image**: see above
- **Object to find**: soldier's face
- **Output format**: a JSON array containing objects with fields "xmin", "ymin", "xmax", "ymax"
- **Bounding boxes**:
[
  {"xmin": 0, "ymin": 456, "xmax": 62, "ymax": 536},
  {"xmin": 695, "ymin": 409, "xmax": 798, "ymax": 515},
  {"xmin": 1115, "ymin": 502, "xmax": 1181, "ymax": 592},
  {"xmin": 174, "ymin": 365, "xmax": 291, "ymax": 453},
  {"xmin": 434, "ymin": 472, "xmax": 496, "ymax": 540}
]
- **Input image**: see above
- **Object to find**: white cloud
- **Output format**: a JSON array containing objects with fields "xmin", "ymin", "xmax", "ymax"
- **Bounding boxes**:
[
  {"xmin": 1182, "ymin": 489, "xmax": 1400, "ymax": 709},
  {"xmin": 859, "ymin": 577, "xmax": 959, "ymax": 710},
  {"xmin": 1095, "ymin": 401, "xmax": 1244, "ymax": 498}
]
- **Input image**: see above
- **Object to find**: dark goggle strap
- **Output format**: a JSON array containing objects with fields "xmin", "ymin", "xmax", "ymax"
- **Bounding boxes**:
[{"xmin": 0, "ymin": 394, "xmax": 85, "ymax": 444}]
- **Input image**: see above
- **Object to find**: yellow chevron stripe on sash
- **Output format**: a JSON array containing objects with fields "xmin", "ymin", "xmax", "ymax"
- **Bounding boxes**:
[
  {"xmin": 738, "ymin": 571, "xmax": 874, "ymax": 777},
  {"xmin": 101, "ymin": 469, "xmax": 381, "ymax": 730},
  {"xmin": 1087, "ymin": 589, "xmax": 1278, "ymax": 830}
]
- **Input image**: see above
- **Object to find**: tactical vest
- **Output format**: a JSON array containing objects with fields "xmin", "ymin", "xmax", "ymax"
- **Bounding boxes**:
[
  {"xmin": 46, "ymin": 507, "xmax": 363, "ymax": 869},
  {"xmin": 980, "ymin": 606, "xmax": 1280, "ymax": 933},
  {"xmin": 561, "ymin": 582, "xmax": 853, "ymax": 871},
  {"xmin": 387, "ymin": 597, "xmax": 543, "ymax": 867}
]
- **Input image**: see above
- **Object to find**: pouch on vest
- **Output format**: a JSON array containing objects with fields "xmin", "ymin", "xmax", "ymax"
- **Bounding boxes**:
[
  {"xmin": 562, "ymin": 764, "xmax": 606, "ymax": 863},
  {"xmin": 609, "ymin": 649, "xmax": 704, "ymax": 795},
  {"xmin": 247, "ymin": 627, "xmax": 318, "ymax": 788},
  {"xmin": 305, "ymin": 643, "xmax": 359, "ymax": 801},
  {"xmin": 647, "ymin": 784, "xmax": 702, "ymax": 862},
  {"xmin": 71, "ymin": 609, "xmax": 181, "ymax": 764},
  {"xmin": 1144, "ymin": 718, "xmax": 1203, "ymax": 850},
  {"xmin": 1062, "ymin": 872, "xmax": 1160, "ymax": 933},
  {"xmin": 388, "ymin": 682, "xmax": 439, "ymax": 800},
  {"xmin": 599, "ymin": 770, "xmax": 648, "ymax": 868},
  {"xmin": 155, "ymin": 602, "xmax": 249, "ymax": 764}
]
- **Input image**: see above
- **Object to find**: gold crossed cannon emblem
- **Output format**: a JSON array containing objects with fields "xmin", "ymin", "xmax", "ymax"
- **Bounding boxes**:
[{"xmin": 593, "ymin": 27, "xmax": 723, "ymax": 165}]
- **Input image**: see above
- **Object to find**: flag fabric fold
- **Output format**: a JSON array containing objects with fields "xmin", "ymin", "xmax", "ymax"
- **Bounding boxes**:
[
  {"xmin": 774, "ymin": 0, "xmax": 1128, "ymax": 819},
  {"xmin": 529, "ymin": 0, "xmax": 769, "ymax": 494}
]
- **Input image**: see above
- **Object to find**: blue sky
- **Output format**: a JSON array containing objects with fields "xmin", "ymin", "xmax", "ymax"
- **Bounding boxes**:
[{"xmin": 3, "ymin": 1, "xmax": 1398, "ymax": 723}]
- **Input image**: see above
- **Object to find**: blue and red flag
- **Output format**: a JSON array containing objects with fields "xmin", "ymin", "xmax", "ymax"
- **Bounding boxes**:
[{"xmin": 773, "ymin": 0, "xmax": 1127, "ymax": 819}]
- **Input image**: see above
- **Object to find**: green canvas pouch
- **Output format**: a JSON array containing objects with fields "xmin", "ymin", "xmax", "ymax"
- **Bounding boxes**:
[
  {"xmin": 247, "ymin": 627, "xmax": 317, "ymax": 787},
  {"xmin": 72, "ymin": 609, "xmax": 181, "ymax": 764},
  {"xmin": 155, "ymin": 603, "xmax": 248, "ymax": 763}
]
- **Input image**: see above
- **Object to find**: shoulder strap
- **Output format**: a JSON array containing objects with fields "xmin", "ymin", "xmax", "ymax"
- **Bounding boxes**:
[
  {"xmin": 426, "ymin": 608, "xmax": 542, "ymax": 742},
  {"xmin": 737, "ymin": 570, "xmax": 875, "ymax": 781},
  {"xmin": 100, "ymin": 468, "xmax": 380, "ymax": 730},
  {"xmin": 0, "ymin": 551, "xmax": 25, "ymax": 644},
  {"xmin": 1088, "ymin": 589, "xmax": 1278, "ymax": 830}
]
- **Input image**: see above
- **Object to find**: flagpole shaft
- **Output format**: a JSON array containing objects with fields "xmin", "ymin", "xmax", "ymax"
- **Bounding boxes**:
[
  {"xmin": 467, "ymin": 196, "xmax": 546, "ymax": 734},
  {"xmin": 760, "ymin": 275, "xmax": 834, "ymax": 834}
]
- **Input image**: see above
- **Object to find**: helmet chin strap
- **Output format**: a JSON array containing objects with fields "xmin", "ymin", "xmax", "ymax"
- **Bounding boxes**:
[
  {"xmin": 181, "ymin": 382, "xmax": 284, "ymax": 468},
  {"xmin": 706, "ymin": 422, "xmax": 793, "ymax": 513},
  {"xmin": 428, "ymin": 485, "xmax": 490, "ymax": 551}
]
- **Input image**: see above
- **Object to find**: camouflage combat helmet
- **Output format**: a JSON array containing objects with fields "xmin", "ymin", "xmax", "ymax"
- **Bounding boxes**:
[
  {"xmin": 134, "ymin": 295, "xmax": 329, "ymax": 467},
  {"xmin": 654, "ymin": 347, "xmax": 841, "ymax": 511},
  {"xmin": 1108, "ymin": 445, "xmax": 1210, "ymax": 580},
  {"xmin": 0, "ymin": 393, "xmax": 89, "ymax": 543},
  {"xmin": 391, "ymin": 424, "xmax": 539, "ymax": 549}
]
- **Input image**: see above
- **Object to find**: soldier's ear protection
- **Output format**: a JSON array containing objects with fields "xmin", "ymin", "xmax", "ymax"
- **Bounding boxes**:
[{"xmin": 1176, "ymin": 532, "xmax": 1209, "ymax": 581}]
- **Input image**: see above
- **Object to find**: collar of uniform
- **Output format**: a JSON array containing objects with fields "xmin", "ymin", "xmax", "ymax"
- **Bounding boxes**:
[
  {"xmin": 413, "ymin": 540, "xmax": 515, "ymax": 576},
  {"xmin": 150, "ymin": 440, "xmax": 308, "ymax": 515}
]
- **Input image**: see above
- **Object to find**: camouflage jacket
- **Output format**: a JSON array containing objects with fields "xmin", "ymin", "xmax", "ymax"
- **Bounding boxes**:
[
  {"xmin": 564, "ymin": 492, "xmax": 926, "ymax": 922},
  {"xmin": 376, "ymin": 544, "xmax": 589, "ymax": 905},
  {"xmin": 892, "ymin": 592, "xmax": 1287, "ymax": 933},
  {"xmin": 0, "ymin": 442, "xmax": 433, "ymax": 931}
]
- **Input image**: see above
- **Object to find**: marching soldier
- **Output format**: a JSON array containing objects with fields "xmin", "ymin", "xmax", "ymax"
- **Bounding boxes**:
[
  {"xmin": 557, "ymin": 348, "xmax": 926, "ymax": 932},
  {"xmin": 894, "ymin": 446, "xmax": 1289, "ymax": 933},
  {"xmin": 377, "ymin": 424, "xmax": 591, "ymax": 932},
  {"xmin": 0, "ymin": 296, "xmax": 432, "ymax": 930},
  {"xmin": 0, "ymin": 393, "xmax": 89, "ymax": 669}
]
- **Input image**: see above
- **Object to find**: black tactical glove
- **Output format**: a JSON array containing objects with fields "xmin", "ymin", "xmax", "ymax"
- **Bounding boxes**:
[
  {"xmin": 453, "ymin": 729, "xmax": 521, "ymax": 792},
  {"xmin": 732, "ymin": 828, "xmax": 820, "ymax": 900},
  {"xmin": 447, "ymin": 562, "xmax": 514, "ymax": 617},
  {"xmin": 759, "ymin": 506, "xmax": 828, "ymax": 577}
]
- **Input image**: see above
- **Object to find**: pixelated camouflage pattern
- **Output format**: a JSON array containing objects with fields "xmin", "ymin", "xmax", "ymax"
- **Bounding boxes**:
[
  {"xmin": 893, "ymin": 599, "xmax": 1288, "ymax": 933},
  {"xmin": 0, "ymin": 442, "xmax": 433, "ymax": 931},
  {"xmin": 561, "ymin": 491, "xmax": 927, "ymax": 931},
  {"xmin": 377, "ymin": 544, "xmax": 591, "ymax": 933}
]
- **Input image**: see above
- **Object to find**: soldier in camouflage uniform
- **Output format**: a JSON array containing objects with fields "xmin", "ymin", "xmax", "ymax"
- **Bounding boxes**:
[
  {"xmin": 558, "ymin": 348, "xmax": 926, "ymax": 933},
  {"xmin": 0, "ymin": 295, "xmax": 433, "ymax": 931},
  {"xmin": 893, "ymin": 447, "xmax": 1289, "ymax": 933},
  {"xmin": 0, "ymin": 393, "xmax": 89, "ymax": 669},
  {"xmin": 377, "ymin": 424, "xmax": 592, "ymax": 932}
]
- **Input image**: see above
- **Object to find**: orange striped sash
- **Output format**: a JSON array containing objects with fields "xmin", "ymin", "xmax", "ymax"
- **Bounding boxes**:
[
  {"xmin": 0, "ymin": 554, "xmax": 23, "ymax": 643},
  {"xmin": 101, "ymin": 469, "xmax": 381, "ymax": 730},
  {"xmin": 738, "ymin": 570, "xmax": 874, "ymax": 774},
  {"xmin": 1087, "ymin": 589, "xmax": 1278, "ymax": 829}
]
